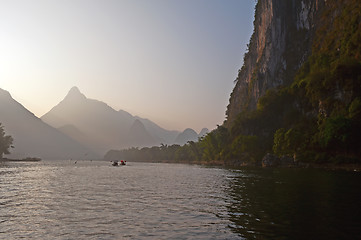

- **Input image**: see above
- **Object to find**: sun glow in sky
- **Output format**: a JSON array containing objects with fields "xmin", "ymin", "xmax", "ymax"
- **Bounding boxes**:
[{"xmin": 0, "ymin": 0, "xmax": 255, "ymax": 132}]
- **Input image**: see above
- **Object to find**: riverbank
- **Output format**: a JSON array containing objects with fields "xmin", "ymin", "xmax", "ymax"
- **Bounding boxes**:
[
  {"xmin": 300, "ymin": 163, "xmax": 361, "ymax": 172},
  {"xmin": 164, "ymin": 159, "xmax": 361, "ymax": 172},
  {"xmin": 0, "ymin": 157, "xmax": 41, "ymax": 162}
]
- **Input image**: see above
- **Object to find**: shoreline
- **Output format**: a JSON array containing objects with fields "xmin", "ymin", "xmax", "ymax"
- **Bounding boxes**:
[
  {"xmin": 130, "ymin": 159, "xmax": 361, "ymax": 172},
  {"xmin": 0, "ymin": 157, "xmax": 41, "ymax": 162}
]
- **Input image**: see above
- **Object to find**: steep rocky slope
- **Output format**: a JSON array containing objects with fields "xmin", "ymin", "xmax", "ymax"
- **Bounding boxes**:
[{"xmin": 226, "ymin": 0, "xmax": 325, "ymax": 125}]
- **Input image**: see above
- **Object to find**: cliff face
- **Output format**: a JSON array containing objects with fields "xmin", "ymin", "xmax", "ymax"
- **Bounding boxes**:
[{"xmin": 226, "ymin": 0, "xmax": 325, "ymax": 125}]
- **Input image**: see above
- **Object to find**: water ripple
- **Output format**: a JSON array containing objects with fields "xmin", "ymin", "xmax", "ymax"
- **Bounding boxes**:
[
  {"xmin": 0, "ymin": 161, "xmax": 237, "ymax": 239},
  {"xmin": 2, "ymin": 161, "xmax": 360, "ymax": 239}
]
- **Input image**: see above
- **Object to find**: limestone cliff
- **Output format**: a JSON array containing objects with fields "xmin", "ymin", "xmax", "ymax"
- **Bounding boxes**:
[{"xmin": 226, "ymin": 0, "xmax": 325, "ymax": 125}]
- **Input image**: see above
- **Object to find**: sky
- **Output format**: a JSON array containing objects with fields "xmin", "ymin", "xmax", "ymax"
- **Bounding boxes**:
[{"xmin": 0, "ymin": 0, "xmax": 256, "ymax": 133}]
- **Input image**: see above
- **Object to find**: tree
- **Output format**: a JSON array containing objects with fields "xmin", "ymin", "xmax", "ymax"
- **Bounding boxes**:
[
  {"xmin": 229, "ymin": 134, "xmax": 260, "ymax": 164},
  {"xmin": 319, "ymin": 116, "xmax": 352, "ymax": 152},
  {"xmin": 199, "ymin": 125, "xmax": 229, "ymax": 162},
  {"xmin": 273, "ymin": 127, "xmax": 304, "ymax": 157},
  {"xmin": 0, "ymin": 123, "xmax": 14, "ymax": 159}
]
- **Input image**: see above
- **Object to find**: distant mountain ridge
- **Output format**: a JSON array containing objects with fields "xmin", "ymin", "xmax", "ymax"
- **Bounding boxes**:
[
  {"xmin": 0, "ymin": 87, "xmax": 207, "ymax": 159},
  {"xmin": 198, "ymin": 128, "xmax": 209, "ymax": 138},
  {"xmin": 127, "ymin": 119, "xmax": 157, "ymax": 147},
  {"xmin": 174, "ymin": 128, "xmax": 199, "ymax": 145},
  {"xmin": 0, "ymin": 88, "xmax": 98, "ymax": 160},
  {"xmin": 41, "ymin": 87, "xmax": 204, "ymax": 155}
]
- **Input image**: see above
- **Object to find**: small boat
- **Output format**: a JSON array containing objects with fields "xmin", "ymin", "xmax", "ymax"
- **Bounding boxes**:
[{"xmin": 111, "ymin": 160, "xmax": 126, "ymax": 166}]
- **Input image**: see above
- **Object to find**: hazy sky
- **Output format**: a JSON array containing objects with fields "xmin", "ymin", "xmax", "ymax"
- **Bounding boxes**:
[{"xmin": 0, "ymin": 0, "xmax": 255, "ymax": 132}]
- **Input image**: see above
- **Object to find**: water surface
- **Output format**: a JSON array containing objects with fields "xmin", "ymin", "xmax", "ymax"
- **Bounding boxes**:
[{"xmin": 0, "ymin": 160, "xmax": 360, "ymax": 239}]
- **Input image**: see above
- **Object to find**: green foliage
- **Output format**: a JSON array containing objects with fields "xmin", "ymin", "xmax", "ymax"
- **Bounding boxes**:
[
  {"xmin": 0, "ymin": 123, "xmax": 14, "ymax": 159},
  {"xmin": 227, "ymin": 135, "xmax": 261, "ymax": 164},
  {"xmin": 349, "ymin": 98, "xmax": 361, "ymax": 120},
  {"xmin": 199, "ymin": 125, "xmax": 229, "ymax": 162},
  {"xmin": 227, "ymin": 0, "xmax": 361, "ymax": 164},
  {"xmin": 319, "ymin": 116, "xmax": 352, "ymax": 150},
  {"xmin": 273, "ymin": 128, "xmax": 287, "ymax": 156},
  {"xmin": 288, "ymin": 0, "xmax": 361, "ymax": 163}
]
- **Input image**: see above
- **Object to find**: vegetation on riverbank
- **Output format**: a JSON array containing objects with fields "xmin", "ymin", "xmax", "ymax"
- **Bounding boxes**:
[{"xmin": 0, "ymin": 123, "xmax": 13, "ymax": 159}]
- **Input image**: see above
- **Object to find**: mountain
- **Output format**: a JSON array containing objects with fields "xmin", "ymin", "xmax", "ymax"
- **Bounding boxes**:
[
  {"xmin": 174, "ymin": 128, "xmax": 199, "ymax": 145},
  {"xmin": 127, "ymin": 119, "xmax": 158, "ymax": 147},
  {"xmin": 42, "ymin": 86, "xmax": 132, "ymax": 154},
  {"xmin": 198, "ymin": 128, "xmax": 209, "ymax": 138},
  {"xmin": 58, "ymin": 124, "xmax": 86, "ymax": 139},
  {"xmin": 0, "ymin": 88, "xmax": 98, "ymax": 160},
  {"xmin": 222, "ymin": 0, "xmax": 361, "ymax": 165},
  {"xmin": 56, "ymin": 124, "xmax": 98, "ymax": 152},
  {"xmin": 226, "ymin": 0, "xmax": 325, "ymax": 125},
  {"xmin": 134, "ymin": 116, "xmax": 179, "ymax": 144},
  {"xmin": 41, "ymin": 87, "xmax": 180, "ymax": 155}
]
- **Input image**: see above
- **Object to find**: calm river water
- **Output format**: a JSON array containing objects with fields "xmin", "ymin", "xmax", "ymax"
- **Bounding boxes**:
[{"xmin": 0, "ymin": 160, "xmax": 360, "ymax": 239}]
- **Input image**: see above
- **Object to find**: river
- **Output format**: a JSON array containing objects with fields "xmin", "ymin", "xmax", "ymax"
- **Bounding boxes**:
[{"xmin": 0, "ymin": 160, "xmax": 360, "ymax": 239}]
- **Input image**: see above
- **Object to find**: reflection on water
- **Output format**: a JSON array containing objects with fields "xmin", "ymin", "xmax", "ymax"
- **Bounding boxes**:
[
  {"xmin": 225, "ymin": 168, "xmax": 361, "ymax": 239},
  {"xmin": 0, "ymin": 161, "xmax": 360, "ymax": 239}
]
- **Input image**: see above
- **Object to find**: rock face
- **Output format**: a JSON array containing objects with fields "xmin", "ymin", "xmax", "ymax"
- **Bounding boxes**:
[
  {"xmin": 261, "ymin": 153, "xmax": 280, "ymax": 167},
  {"xmin": 262, "ymin": 153, "xmax": 296, "ymax": 167},
  {"xmin": 226, "ymin": 0, "xmax": 325, "ymax": 125}
]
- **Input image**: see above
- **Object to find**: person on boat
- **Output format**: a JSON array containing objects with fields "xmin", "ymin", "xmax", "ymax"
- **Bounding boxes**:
[
  {"xmin": 120, "ymin": 160, "xmax": 126, "ymax": 165},
  {"xmin": 112, "ymin": 160, "xmax": 119, "ymax": 166}
]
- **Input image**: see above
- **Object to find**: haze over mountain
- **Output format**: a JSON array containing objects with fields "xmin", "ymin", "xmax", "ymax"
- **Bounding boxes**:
[
  {"xmin": 0, "ymin": 88, "xmax": 98, "ymax": 160},
  {"xmin": 41, "ymin": 87, "xmax": 201, "ymax": 155},
  {"xmin": 173, "ymin": 128, "xmax": 209, "ymax": 145},
  {"xmin": 127, "ymin": 119, "xmax": 158, "ymax": 147},
  {"xmin": 174, "ymin": 128, "xmax": 199, "ymax": 145},
  {"xmin": 198, "ymin": 128, "xmax": 209, "ymax": 138}
]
